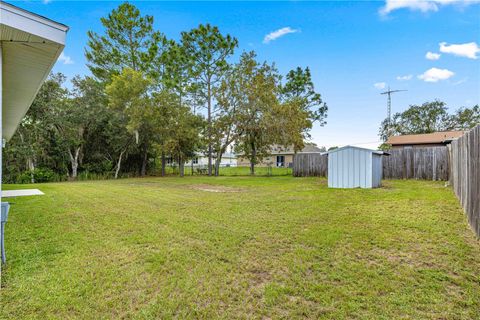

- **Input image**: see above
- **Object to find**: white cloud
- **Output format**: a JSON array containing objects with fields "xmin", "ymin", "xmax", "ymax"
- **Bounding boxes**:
[
  {"xmin": 418, "ymin": 67, "xmax": 454, "ymax": 82},
  {"xmin": 58, "ymin": 52, "xmax": 74, "ymax": 65},
  {"xmin": 380, "ymin": 0, "xmax": 480, "ymax": 15},
  {"xmin": 374, "ymin": 82, "xmax": 387, "ymax": 89},
  {"xmin": 263, "ymin": 27, "xmax": 299, "ymax": 44},
  {"xmin": 42, "ymin": 0, "xmax": 52, "ymax": 3},
  {"xmin": 425, "ymin": 51, "xmax": 441, "ymax": 60},
  {"xmin": 396, "ymin": 74, "xmax": 413, "ymax": 81},
  {"xmin": 380, "ymin": 0, "xmax": 437, "ymax": 14},
  {"xmin": 439, "ymin": 42, "xmax": 480, "ymax": 59}
]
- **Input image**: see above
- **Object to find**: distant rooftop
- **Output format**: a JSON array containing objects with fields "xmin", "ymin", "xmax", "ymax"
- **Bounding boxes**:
[
  {"xmin": 196, "ymin": 152, "xmax": 236, "ymax": 158},
  {"xmin": 269, "ymin": 144, "xmax": 323, "ymax": 154},
  {"xmin": 387, "ymin": 131, "xmax": 465, "ymax": 146}
]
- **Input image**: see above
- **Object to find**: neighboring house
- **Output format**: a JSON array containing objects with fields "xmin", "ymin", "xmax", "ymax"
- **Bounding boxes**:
[
  {"xmin": 386, "ymin": 131, "xmax": 465, "ymax": 149},
  {"xmin": 174, "ymin": 152, "xmax": 237, "ymax": 167},
  {"xmin": 237, "ymin": 144, "xmax": 323, "ymax": 168}
]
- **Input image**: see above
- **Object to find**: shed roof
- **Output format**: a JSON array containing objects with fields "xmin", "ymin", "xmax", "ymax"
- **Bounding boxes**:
[
  {"xmin": 325, "ymin": 145, "xmax": 386, "ymax": 155},
  {"xmin": 1, "ymin": 1, "xmax": 68, "ymax": 140},
  {"xmin": 386, "ymin": 131, "xmax": 465, "ymax": 146}
]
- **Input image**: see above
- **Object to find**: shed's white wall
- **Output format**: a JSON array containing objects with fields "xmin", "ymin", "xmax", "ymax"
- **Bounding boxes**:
[
  {"xmin": 371, "ymin": 154, "xmax": 383, "ymax": 188},
  {"xmin": 328, "ymin": 147, "xmax": 379, "ymax": 188}
]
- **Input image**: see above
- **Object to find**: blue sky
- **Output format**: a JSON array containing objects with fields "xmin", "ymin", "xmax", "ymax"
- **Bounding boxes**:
[{"xmin": 13, "ymin": 0, "xmax": 480, "ymax": 148}]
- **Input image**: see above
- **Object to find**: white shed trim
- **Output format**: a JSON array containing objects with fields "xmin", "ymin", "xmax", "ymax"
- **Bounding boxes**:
[{"xmin": 325, "ymin": 145, "xmax": 385, "ymax": 155}]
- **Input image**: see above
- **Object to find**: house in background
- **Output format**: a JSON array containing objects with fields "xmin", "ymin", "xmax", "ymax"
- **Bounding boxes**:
[
  {"xmin": 237, "ymin": 144, "xmax": 323, "ymax": 168},
  {"xmin": 183, "ymin": 152, "xmax": 237, "ymax": 168},
  {"xmin": 386, "ymin": 131, "xmax": 465, "ymax": 149}
]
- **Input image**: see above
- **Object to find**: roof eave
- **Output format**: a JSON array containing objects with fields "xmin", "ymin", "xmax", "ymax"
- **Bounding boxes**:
[
  {"xmin": 1, "ymin": 1, "xmax": 68, "ymax": 141},
  {"xmin": 1, "ymin": 1, "xmax": 68, "ymax": 44}
]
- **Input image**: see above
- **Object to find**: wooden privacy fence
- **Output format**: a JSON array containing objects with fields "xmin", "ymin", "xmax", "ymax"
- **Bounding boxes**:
[
  {"xmin": 293, "ymin": 153, "xmax": 327, "ymax": 177},
  {"xmin": 382, "ymin": 147, "xmax": 450, "ymax": 180},
  {"xmin": 449, "ymin": 125, "xmax": 480, "ymax": 237},
  {"xmin": 293, "ymin": 147, "xmax": 450, "ymax": 180}
]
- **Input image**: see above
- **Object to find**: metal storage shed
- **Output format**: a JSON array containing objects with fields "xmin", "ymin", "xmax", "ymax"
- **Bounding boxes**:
[{"xmin": 327, "ymin": 146, "xmax": 386, "ymax": 188}]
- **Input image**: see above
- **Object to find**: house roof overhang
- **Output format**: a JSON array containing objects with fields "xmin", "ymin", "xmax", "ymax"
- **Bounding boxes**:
[
  {"xmin": 386, "ymin": 131, "xmax": 466, "ymax": 146},
  {"xmin": 1, "ymin": 1, "xmax": 68, "ymax": 141}
]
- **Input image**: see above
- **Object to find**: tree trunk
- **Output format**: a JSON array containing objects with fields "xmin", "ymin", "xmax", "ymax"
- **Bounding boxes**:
[
  {"xmin": 191, "ymin": 154, "xmax": 195, "ymax": 176},
  {"xmin": 68, "ymin": 147, "xmax": 81, "ymax": 179},
  {"xmin": 27, "ymin": 158, "xmax": 35, "ymax": 183},
  {"xmin": 140, "ymin": 144, "xmax": 148, "ymax": 176},
  {"xmin": 115, "ymin": 150, "xmax": 125, "ymax": 179},
  {"xmin": 71, "ymin": 163, "xmax": 78, "ymax": 179},
  {"xmin": 20, "ymin": 132, "xmax": 36, "ymax": 183},
  {"xmin": 214, "ymin": 152, "xmax": 223, "ymax": 176},
  {"xmin": 161, "ymin": 152, "xmax": 166, "ymax": 177},
  {"xmin": 207, "ymin": 80, "xmax": 212, "ymax": 176},
  {"xmin": 179, "ymin": 156, "xmax": 184, "ymax": 177},
  {"xmin": 250, "ymin": 142, "xmax": 256, "ymax": 175}
]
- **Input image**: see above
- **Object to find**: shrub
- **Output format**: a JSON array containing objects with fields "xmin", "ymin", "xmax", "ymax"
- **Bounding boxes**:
[{"xmin": 17, "ymin": 168, "xmax": 60, "ymax": 184}]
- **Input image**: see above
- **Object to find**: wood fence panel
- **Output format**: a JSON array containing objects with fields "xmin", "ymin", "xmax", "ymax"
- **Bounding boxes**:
[
  {"xmin": 450, "ymin": 125, "xmax": 480, "ymax": 237},
  {"xmin": 383, "ymin": 146, "xmax": 449, "ymax": 180},
  {"xmin": 292, "ymin": 153, "xmax": 328, "ymax": 177},
  {"xmin": 294, "ymin": 147, "xmax": 449, "ymax": 180}
]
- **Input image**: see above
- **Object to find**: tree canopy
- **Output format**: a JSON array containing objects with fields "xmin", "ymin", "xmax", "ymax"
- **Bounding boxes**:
[
  {"xmin": 379, "ymin": 101, "xmax": 479, "ymax": 142},
  {"xmin": 180, "ymin": 23, "xmax": 238, "ymax": 175},
  {"xmin": 5, "ymin": 2, "xmax": 329, "ymax": 182},
  {"xmin": 86, "ymin": 2, "xmax": 164, "ymax": 82}
]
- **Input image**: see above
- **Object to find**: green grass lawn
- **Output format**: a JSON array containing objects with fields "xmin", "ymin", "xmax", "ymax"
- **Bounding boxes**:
[{"xmin": 1, "ymin": 177, "xmax": 479, "ymax": 319}]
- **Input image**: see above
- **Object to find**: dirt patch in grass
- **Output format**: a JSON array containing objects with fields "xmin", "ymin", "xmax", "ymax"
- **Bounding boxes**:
[{"xmin": 189, "ymin": 184, "xmax": 244, "ymax": 193}]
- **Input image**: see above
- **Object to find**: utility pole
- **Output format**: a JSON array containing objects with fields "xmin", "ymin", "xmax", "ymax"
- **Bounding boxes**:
[{"xmin": 381, "ymin": 87, "xmax": 407, "ymax": 135}]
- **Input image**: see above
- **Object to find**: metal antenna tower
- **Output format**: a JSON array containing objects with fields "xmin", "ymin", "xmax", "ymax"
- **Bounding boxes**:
[{"xmin": 381, "ymin": 87, "xmax": 407, "ymax": 125}]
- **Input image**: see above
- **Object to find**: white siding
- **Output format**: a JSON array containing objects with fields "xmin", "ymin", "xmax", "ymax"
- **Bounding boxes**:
[
  {"xmin": 371, "ymin": 154, "xmax": 383, "ymax": 188},
  {"xmin": 184, "ymin": 156, "xmax": 237, "ymax": 167},
  {"xmin": 327, "ymin": 146, "xmax": 383, "ymax": 189}
]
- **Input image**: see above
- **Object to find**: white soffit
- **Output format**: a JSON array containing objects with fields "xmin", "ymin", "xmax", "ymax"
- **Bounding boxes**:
[{"xmin": 1, "ymin": 1, "xmax": 69, "ymax": 141}]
